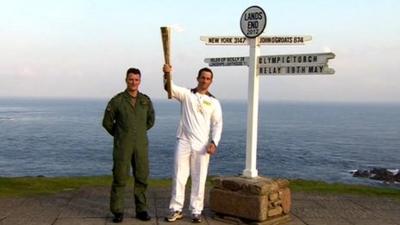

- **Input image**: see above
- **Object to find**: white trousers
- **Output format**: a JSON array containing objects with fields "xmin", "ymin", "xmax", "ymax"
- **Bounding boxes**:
[{"xmin": 169, "ymin": 139, "xmax": 210, "ymax": 214}]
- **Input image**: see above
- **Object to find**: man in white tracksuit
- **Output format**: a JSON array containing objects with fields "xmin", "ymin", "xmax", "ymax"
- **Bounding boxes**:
[{"xmin": 163, "ymin": 64, "xmax": 223, "ymax": 223}]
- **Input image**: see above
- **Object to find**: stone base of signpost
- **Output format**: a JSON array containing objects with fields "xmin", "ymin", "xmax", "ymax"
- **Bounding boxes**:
[{"xmin": 210, "ymin": 176, "xmax": 291, "ymax": 224}]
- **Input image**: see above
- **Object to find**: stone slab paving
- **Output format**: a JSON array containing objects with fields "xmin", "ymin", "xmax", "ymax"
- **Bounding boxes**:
[{"xmin": 0, "ymin": 187, "xmax": 399, "ymax": 225}]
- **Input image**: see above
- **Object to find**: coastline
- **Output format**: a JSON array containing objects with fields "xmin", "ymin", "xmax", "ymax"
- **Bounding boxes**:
[{"xmin": 1, "ymin": 176, "xmax": 399, "ymax": 199}]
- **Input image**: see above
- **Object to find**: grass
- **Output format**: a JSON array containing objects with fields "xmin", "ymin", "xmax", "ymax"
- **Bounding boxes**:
[
  {"xmin": 0, "ymin": 176, "xmax": 399, "ymax": 199},
  {"xmin": 290, "ymin": 179, "xmax": 400, "ymax": 199},
  {"xmin": 0, "ymin": 176, "xmax": 112, "ymax": 197},
  {"xmin": 0, "ymin": 176, "xmax": 171, "ymax": 198}
]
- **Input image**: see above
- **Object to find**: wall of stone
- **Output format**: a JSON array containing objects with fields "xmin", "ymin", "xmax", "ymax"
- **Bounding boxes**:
[{"xmin": 210, "ymin": 176, "xmax": 291, "ymax": 222}]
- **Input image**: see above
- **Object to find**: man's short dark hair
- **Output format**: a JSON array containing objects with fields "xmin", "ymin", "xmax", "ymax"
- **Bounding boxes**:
[
  {"xmin": 126, "ymin": 68, "xmax": 141, "ymax": 78},
  {"xmin": 197, "ymin": 67, "xmax": 213, "ymax": 79}
]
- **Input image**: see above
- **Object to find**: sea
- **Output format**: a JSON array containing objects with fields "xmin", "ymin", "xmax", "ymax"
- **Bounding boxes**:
[{"xmin": 0, "ymin": 97, "xmax": 399, "ymax": 188}]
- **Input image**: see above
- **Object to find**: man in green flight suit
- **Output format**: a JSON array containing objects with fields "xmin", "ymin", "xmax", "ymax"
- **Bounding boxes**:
[{"xmin": 102, "ymin": 67, "xmax": 155, "ymax": 223}]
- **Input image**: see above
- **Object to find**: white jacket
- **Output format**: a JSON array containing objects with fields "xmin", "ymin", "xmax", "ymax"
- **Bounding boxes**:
[{"xmin": 171, "ymin": 82, "xmax": 223, "ymax": 151}]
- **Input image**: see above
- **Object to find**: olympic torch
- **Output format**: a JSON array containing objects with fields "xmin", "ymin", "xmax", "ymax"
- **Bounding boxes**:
[{"xmin": 161, "ymin": 26, "xmax": 172, "ymax": 99}]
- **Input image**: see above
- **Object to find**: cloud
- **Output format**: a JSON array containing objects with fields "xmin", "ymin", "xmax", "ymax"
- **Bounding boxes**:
[
  {"xmin": 323, "ymin": 46, "xmax": 332, "ymax": 52},
  {"xmin": 16, "ymin": 67, "xmax": 38, "ymax": 79},
  {"xmin": 169, "ymin": 24, "xmax": 184, "ymax": 33}
]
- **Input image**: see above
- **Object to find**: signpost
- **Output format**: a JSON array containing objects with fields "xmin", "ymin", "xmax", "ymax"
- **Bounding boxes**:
[
  {"xmin": 202, "ymin": 6, "xmax": 335, "ymax": 178},
  {"xmin": 200, "ymin": 35, "xmax": 312, "ymax": 45},
  {"xmin": 206, "ymin": 5, "xmax": 336, "ymax": 222}
]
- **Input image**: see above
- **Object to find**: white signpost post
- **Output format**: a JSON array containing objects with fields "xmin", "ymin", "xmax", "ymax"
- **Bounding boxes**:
[
  {"xmin": 240, "ymin": 5, "xmax": 266, "ymax": 178},
  {"xmin": 202, "ymin": 6, "xmax": 335, "ymax": 179}
]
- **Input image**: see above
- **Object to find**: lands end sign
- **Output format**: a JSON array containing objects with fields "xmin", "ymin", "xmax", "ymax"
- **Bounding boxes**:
[{"xmin": 240, "ymin": 6, "xmax": 267, "ymax": 38}]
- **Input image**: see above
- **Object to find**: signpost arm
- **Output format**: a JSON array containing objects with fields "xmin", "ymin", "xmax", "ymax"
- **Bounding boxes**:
[{"xmin": 243, "ymin": 37, "xmax": 260, "ymax": 178}]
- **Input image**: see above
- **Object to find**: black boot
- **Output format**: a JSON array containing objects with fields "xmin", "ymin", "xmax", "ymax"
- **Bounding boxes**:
[
  {"xmin": 112, "ymin": 213, "xmax": 124, "ymax": 223},
  {"xmin": 136, "ymin": 211, "xmax": 151, "ymax": 221}
]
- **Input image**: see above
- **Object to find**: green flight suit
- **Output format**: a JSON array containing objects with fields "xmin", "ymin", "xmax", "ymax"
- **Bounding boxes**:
[{"xmin": 102, "ymin": 90, "xmax": 155, "ymax": 214}]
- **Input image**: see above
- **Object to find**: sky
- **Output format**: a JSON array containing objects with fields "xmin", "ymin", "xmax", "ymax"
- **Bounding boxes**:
[{"xmin": 1, "ymin": 0, "xmax": 400, "ymax": 102}]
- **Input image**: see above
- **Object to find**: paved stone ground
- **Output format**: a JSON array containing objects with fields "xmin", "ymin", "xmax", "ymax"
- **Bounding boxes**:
[{"xmin": 0, "ymin": 186, "xmax": 399, "ymax": 225}]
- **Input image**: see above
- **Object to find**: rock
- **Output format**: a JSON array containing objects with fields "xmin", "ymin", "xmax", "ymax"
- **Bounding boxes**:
[
  {"xmin": 222, "ymin": 179, "xmax": 242, "ymax": 191},
  {"xmin": 352, "ymin": 168, "xmax": 400, "ymax": 183},
  {"xmin": 267, "ymin": 206, "xmax": 283, "ymax": 217},
  {"xmin": 370, "ymin": 168, "xmax": 395, "ymax": 182},
  {"xmin": 210, "ymin": 188, "xmax": 269, "ymax": 221},
  {"xmin": 280, "ymin": 188, "xmax": 291, "ymax": 214},
  {"xmin": 275, "ymin": 179, "xmax": 290, "ymax": 188},
  {"xmin": 394, "ymin": 172, "xmax": 400, "ymax": 182},
  {"xmin": 209, "ymin": 176, "xmax": 291, "ymax": 222},
  {"xmin": 352, "ymin": 170, "xmax": 370, "ymax": 178},
  {"xmin": 269, "ymin": 193, "xmax": 279, "ymax": 201}
]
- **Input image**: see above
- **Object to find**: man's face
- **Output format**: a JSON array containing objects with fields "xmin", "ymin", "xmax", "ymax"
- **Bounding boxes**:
[
  {"xmin": 126, "ymin": 73, "xmax": 141, "ymax": 92},
  {"xmin": 197, "ymin": 71, "xmax": 213, "ymax": 91}
]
